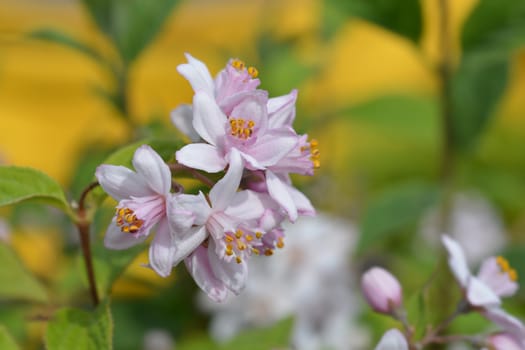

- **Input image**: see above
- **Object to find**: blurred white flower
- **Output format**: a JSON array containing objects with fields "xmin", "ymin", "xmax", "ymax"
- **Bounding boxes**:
[
  {"xmin": 420, "ymin": 192, "xmax": 506, "ymax": 264},
  {"xmin": 0, "ymin": 219, "xmax": 10, "ymax": 243},
  {"xmin": 198, "ymin": 213, "xmax": 369, "ymax": 349},
  {"xmin": 143, "ymin": 329, "xmax": 175, "ymax": 350}
]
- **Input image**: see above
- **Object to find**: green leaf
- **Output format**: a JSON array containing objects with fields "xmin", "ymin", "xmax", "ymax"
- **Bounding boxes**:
[
  {"xmin": 0, "ymin": 326, "xmax": 20, "ymax": 350},
  {"xmin": 357, "ymin": 182, "xmax": 440, "ymax": 252},
  {"xmin": 450, "ymin": 52, "xmax": 509, "ymax": 151},
  {"xmin": 0, "ymin": 166, "xmax": 70, "ymax": 214},
  {"xmin": 322, "ymin": 0, "xmax": 422, "ymax": 43},
  {"xmin": 0, "ymin": 243, "xmax": 48, "ymax": 303},
  {"xmin": 462, "ymin": 0, "xmax": 525, "ymax": 54},
  {"xmin": 82, "ymin": 0, "xmax": 182, "ymax": 63},
  {"xmin": 45, "ymin": 301, "xmax": 113, "ymax": 350},
  {"xmin": 28, "ymin": 29, "xmax": 108, "ymax": 67}
]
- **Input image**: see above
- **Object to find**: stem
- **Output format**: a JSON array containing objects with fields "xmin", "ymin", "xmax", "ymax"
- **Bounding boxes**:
[
  {"xmin": 169, "ymin": 163, "xmax": 215, "ymax": 188},
  {"xmin": 76, "ymin": 182, "xmax": 100, "ymax": 307},
  {"xmin": 419, "ymin": 299, "xmax": 468, "ymax": 347}
]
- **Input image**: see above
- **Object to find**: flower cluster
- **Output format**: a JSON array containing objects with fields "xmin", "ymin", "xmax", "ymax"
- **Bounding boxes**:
[
  {"xmin": 96, "ymin": 54, "xmax": 317, "ymax": 302},
  {"xmin": 362, "ymin": 235, "xmax": 524, "ymax": 349}
]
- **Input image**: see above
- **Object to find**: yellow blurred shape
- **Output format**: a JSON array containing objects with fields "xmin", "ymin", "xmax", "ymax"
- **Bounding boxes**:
[{"xmin": 10, "ymin": 227, "xmax": 62, "ymax": 281}]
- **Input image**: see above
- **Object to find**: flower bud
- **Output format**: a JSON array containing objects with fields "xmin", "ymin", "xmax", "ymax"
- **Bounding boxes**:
[
  {"xmin": 361, "ymin": 267, "xmax": 403, "ymax": 314},
  {"xmin": 487, "ymin": 333, "xmax": 524, "ymax": 350}
]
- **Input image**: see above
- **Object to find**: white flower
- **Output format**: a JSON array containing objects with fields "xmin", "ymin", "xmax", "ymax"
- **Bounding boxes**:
[{"xmin": 374, "ymin": 329, "xmax": 408, "ymax": 350}]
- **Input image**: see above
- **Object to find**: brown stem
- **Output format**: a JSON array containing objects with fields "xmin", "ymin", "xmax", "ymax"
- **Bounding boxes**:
[
  {"xmin": 169, "ymin": 163, "xmax": 215, "ymax": 188},
  {"xmin": 76, "ymin": 181, "xmax": 100, "ymax": 307}
]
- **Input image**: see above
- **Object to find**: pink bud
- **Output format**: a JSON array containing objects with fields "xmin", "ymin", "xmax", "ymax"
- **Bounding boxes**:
[
  {"xmin": 361, "ymin": 267, "xmax": 403, "ymax": 314},
  {"xmin": 488, "ymin": 333, "xmax": 524, "ymax": 350}
]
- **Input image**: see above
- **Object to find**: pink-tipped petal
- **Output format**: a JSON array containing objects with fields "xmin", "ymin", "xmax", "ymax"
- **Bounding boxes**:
[
  {"xmin": 175, "ymin": 143, "xmax": 227, "ymax": 173},
  {"xmin": 149, "ymin": 218, "xmax": 175, "ymax": 277},
  {"xmin": 185, "ymin": 245, "xmax": 228, "ymax": 302},
  {"xmin": 208, "ymin": 240, "xmax": 248, "ymax": 295},
  {"xmin": 177, "ymin": 53, "xmax": 214, "ymax": 96},
  {"xmin": 441, "ymin": 235, "xmax": 471, "ymax": 288},
  {"xmin": 288, "ymin": 186, "xmax": 316, "ymax": 217},
  {"xmin": 250, "ymin": 129, "xmax": 298, "ymax": 167},
  {"xmin": 132, "ymin": 145, "xmax": 172, "ymax": 195},
  {"xmin": 193, "ymin": 92, "xmax": 227, "ymax": 146},
  {"xmin": 96, "ymin": 165, "xmax": 152, "ymax": 201},
  {"xmin": 104, "ymin": 221, "xmax": 147, "ymax": 250},
  {"xmin": 210, "ymin": 149, "xmax": 243, "ymax": 211},
  {"xmin": 268, "ymin": 89, "xmax": 298, "ymax": 128},
  {"xmin": 374, "ymin": 329, "xmax": 409, "ymax": 350},
  {"xmin": 170, "ymin": 104, "xmax": 200, "ymax": 142},
  {"xmin": 266, "ymin": 170, "xmax": 298, "ymax": 222},
  {"xmin": 171, "ymin": 226, "xmax": 208, "ymax": 266},
  {"xmin": 467, "ymin": 276, "xmax": 501, "ymax": 307}
]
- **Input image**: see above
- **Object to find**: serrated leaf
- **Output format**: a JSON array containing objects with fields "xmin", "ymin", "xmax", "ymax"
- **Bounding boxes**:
[
  {"xmin": 0, "ymin": 166, "xmax": 71, "ymax": 215},
  {"xmin": 357, "ymin": 182, "xmax": 440, "ymax": 252},
  {"xmin": 462, "ymin": 0, "xmax": 525, "ymax": 54},
  {"xmin": 322, "ymin": 0, "xmax": 422, "ymax": 43},
  {"xmin": 28, "ymin": 29, "xmax": 108, "ymax": 67},
  {"xmin": 45, "ymin": 301, "xmax": 113, "ymax": 350},
  {"xmin": 451, "ymin": 52, "xmax": 509, "ymax": 151},
  {"xmin": 82, "ymin": 0, "xmax": 182, "ymax": 63},
  {"xmin": 0, "ymin": 243, "xmax": 48, "ymax": 303},
  {"xmin": 0, "ymin": 326, "xmax": 20, "ymax": 350}
]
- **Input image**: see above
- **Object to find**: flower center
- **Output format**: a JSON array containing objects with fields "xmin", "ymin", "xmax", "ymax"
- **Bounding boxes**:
[
  {"xmin": 302, "ymin": 138, "xmax": 320, "ymax": 169},
  {"xmin": 229, "ymin": 118, "xmax": 255, "ymax": 140},
  {"xmin": 231, "ymin": 59, "xmax": 258, "ymax": 79},
  {"xmin": 223, "ymin": 229, "xmax": 265, "ymax": 264},
  {"xmin": 115, "ymin": 207, "xmax": 144, "ymax": 234},
  {"xmin": 496, "ymin": 256, "xmax": 518, "ymax": 281}
]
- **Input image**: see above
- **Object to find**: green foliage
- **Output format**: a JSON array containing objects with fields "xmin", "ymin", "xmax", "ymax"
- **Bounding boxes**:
[
  {"xmin": 450, "ymin": 52, "xmax": 509, "ymax": 151},
  {"xmin": 28, "ymin": 29, "xmax": 108, "ymax": 67},
  {"xmin": 322, "ymin": 0, "xmax": 422, "ymax": 43},
  {"xmin": 81, "ymin": 0, "xmax": 182, "ymax": 64},
  {"xmin": 178, "ymin": 318, "xmax": 293, "ymax": 350},
  {"xmin": 0, "ymin": 166, "xmax": 71, "ymax": 215},
  {"xmin": 357, "ymin": 182, "xmax": 440, "ymax": 252},
  {"xmin": 462, "ymin": 0, "xmax": 525, "ymax": 54},
  {"xmin": 0, "ymin": 243, "xmax": 48, "ymax": 303},
  {"xmin": 0, "ymin": 326, "xmax": 21, "ymax": 350},
  {"xmin": 45, "ymin": 301, "xmax": 113, "ymax": 350}
]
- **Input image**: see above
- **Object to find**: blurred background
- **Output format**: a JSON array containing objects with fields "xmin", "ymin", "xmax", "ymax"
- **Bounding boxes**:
[{"xmin": 1, "ymin": 0, "xmax": 525, "ymax": 349}]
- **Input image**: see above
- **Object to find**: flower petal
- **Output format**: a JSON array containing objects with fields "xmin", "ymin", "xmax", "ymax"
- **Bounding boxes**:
[
  {"xmin": 268, "ymin": 89, "xmax": 297, "ymax": 129},
  {"xmin": 208, "ymin": 240, "xmax": 248, "ymax": 294},
  {"xmin": 149, "ymin": 218, "xmax": 175, "ymax": 277},
  {"xmin": 170, "ymin": 104, "xmax": 200, "ymax": 142},
  {"xmin": 266, "ymin": 170, "xmax": 298, "ymax": 222},
  {"xmin": 185, "ymin": 245, "xmax": 228, "ymax": 302},
  {"xmin": 176, "ymin": 192, "xmax": 212, "ymax": 226},
  {"xmin": 250, "ymin": 129, "xmax": 298, "ymax": 167},
  {"xmin": 171, "ymin": 226, "xmax": 208, "ymax": 266},
  {"xmin": 288, "ymin": 186, "xmax": 316, "ymax": 217},
  {"xmin": 132, "ymin": 145, "xmax": 172, "ymax": 195},
  {"xmin": 225, "ymin": 190, "xmax": 265, "ymax": 221},
  {"xmin": 104, "ymin": 220, "xmax": 147, "ymax": 250},
  {"xmin": 441, "ymin": 234, "xmax": 471, "ymax": 288},
  {"xmin": 374, "ymin": 329, "xmax": 409, "ymax": 350},
  {"xmin": 193, "ymin": 91, "xmax": 227, "ymax": 146},
  {"xmin": 210, "ymin": 148, "xmax": 243, "ymax": 211},
  {"xmin": 177, "ymin": 53, "xmax": 215, "ymax": 96},
  {"xmin": 467, "ymin": 276, "xmax": 501, "ymax": 307},
  {"xmin": 482, "ymin": 307, "xmax": 525, "ymax": 339},
  {"xmin": 477, "ymin": 257, "xmax": 519, "ymax": 298},
  {"xmin": 96, "ymin": 164, "xmax": 153, "ymax": 201},
  {"xmin": 176, "ymin": 143, "xmax": 227, "ymax": 173}
]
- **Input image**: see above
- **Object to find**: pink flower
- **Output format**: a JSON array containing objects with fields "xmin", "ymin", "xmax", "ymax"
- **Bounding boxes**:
[
  {"xmin": 482, "ymin": 308, "xmax": 525, "ymax": 346},
  {"xmin": 487, "ymin": 333, "xmax": 525, "ymax": 350},
  {"xmin": 96, "ymin": 145, "xmax": 204, "ymax": 277},
  {"xmin": 442, "ymin": 235, "xmax": 518, "ymax": 308},
  {"xmin": 374, "ymin": 329, "xmax": 408, "ymax": 350},
  {"xmin": 361, "ymin": 267, "xmax": 403, "ymax": 314}
]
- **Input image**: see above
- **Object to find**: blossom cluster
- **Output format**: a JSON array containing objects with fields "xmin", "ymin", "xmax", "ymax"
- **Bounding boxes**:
[
  {"xmin": 362, "ymin": 235, "xmax": 524, "ymax": 350},
  {"xmin": 95, "ymin": 54, "xmax": 317, "ymax": 302}
]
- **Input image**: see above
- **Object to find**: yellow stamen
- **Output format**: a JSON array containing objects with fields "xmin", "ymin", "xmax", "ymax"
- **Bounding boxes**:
[
  {"xmin": 496, "ymin": 256, "xmax": 518, "ymax": 281},
  {"xmin": 276, "ymin": 237, "xmax": 284, "ymax": 249},
  {"xmin": 264, "ymin": 249, "xmax": 273, "ymax": 256},
  {"xmin": 115, "ymin": 207, "xmax": 144, "ymax": 234},
  {"xmin": 251, "ymin": 248, "xmax": 260, "ymax": 255},
  {"xmin": 231, "ymin": 59, "xmax": 245, "ymax": 70},
  {"xmin": 235, "ymin": 229, "xmax": 243, "ymax": 239},
  {"xmin": 229, "ymin": 118, "xmax": 255, "ymax": 140},
  {"xmin": 255, "ymin": 231, "xmax": 263, "ymax": 239},
  {"xmin": 247, "ymin": 66, "xmax": 258, "ymax": 78},
  {"xmin": 245, "ymin": 235, "xmax": 253, "ymax": 242},
  {"xmin": 236, "ymin": 256, "xmax": 242, "ymax": 264}
]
